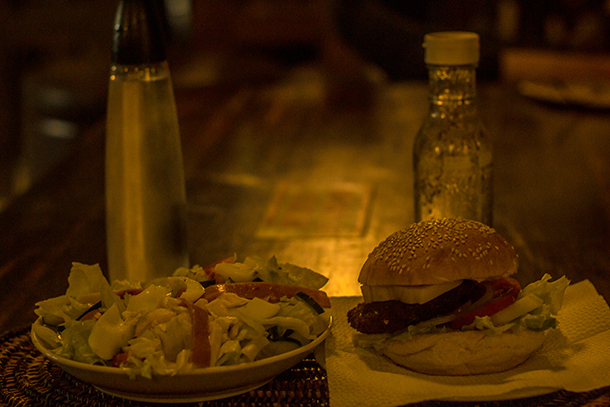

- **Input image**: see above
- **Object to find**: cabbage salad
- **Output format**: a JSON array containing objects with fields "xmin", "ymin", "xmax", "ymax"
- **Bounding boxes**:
[
  {"xmin": 32, "ymin": 256, "xmax": 331, "ymax": 378},
  {"xmin": 354, "ymin": 274, "xmax": 570, "ymax": 350}
]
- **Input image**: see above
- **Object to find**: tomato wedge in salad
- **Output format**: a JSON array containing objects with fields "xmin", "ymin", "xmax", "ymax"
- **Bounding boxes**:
[
  {"xmin": 450, "ymin": 277, "xmax": 521, "ymax": 330},
  {"xmin": 203, "ymin": 255, "xmax": 236, "ymax": 283}
]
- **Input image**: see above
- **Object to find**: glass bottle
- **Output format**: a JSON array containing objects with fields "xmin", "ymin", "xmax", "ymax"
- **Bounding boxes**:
[
  {"xmin": 413, "ymin": 32, "xmax": 493, "ymax": 225},
  {"xmin": 105, "ymin": 0, "xmax": 189, "ymax": 282}
]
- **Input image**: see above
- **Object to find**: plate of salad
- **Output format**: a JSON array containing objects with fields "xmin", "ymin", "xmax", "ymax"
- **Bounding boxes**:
[{"xmin": 31, "ymin": 256, "xmax": 332, "ymax": 402}]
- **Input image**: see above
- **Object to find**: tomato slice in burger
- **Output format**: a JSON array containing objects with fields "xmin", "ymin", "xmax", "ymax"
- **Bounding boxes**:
[{"xmin": 450, "ymin": 278, "xmax": 521, "ymax": 330}]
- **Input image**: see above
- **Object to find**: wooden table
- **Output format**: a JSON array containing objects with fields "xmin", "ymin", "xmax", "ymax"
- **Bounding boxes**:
[{"xmin": 1, "ymin": 63, "xmax": 609, "ymax": 406}]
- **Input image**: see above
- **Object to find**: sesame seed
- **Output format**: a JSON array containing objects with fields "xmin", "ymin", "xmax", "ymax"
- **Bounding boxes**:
[{"xmin": 367, "ymin": 218, "xmax": 510, "ymax": 277}]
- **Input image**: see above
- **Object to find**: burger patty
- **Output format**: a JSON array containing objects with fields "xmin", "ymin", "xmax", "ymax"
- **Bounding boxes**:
[{"xmin": 347, "ymin": 279, "xmax": 486, "ymax": 334}]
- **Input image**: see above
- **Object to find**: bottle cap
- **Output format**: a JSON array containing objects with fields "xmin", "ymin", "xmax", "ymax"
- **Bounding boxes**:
[
  {"xmin": 423, "ymin": 31, "xmax": 479, "ymax": 65},
  {"xmin": 112, "ymin": 0, "xmax": 167, "ymax": 65}
]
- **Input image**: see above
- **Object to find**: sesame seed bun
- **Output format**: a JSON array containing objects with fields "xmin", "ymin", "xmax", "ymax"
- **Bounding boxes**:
[
  {"xmin": 359, "ymin": 218, "xmax": 519, "ymax": 286},
  {"xmin": 381, "ymin": 329, "xmax": 545, "ymax": 375}
]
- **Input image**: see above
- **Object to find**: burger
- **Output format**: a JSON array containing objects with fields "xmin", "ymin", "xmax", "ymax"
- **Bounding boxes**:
[{"xmin": 348, "ymin": 218, "xmax": 569, "ymax": 375}]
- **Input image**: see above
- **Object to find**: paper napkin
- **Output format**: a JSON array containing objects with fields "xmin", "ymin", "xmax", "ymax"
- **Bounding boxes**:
[{"xmin": 325, "ymin": 280, "xmax": 610, "ymax": 407}]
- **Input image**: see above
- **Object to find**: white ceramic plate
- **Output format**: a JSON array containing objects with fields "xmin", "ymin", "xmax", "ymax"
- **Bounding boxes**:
[{"xmin": 31, "ymin": 317, "xmax": 331, "ymax": 403}]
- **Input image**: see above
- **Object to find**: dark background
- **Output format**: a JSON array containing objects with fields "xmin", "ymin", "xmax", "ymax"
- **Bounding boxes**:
[{"xmin": 1, "ymin": 0, "xmax": 609, "ymax": 210}]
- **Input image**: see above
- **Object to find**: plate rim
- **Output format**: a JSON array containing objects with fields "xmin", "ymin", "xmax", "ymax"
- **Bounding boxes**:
[{"xmin": 93, "ymin": 377, "xmax": 276, "ymax": 403}]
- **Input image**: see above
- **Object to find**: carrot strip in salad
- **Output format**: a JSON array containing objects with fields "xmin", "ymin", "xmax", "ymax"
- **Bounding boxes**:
[{"xmin": 180, "ymin": 299, "xmax": 211, "ymax": 367}]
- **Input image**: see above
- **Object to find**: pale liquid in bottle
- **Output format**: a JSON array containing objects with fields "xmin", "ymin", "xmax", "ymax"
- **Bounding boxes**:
[
  {"xmin": 105, "ymin": 64, "xmax": 188, "ymax": 281},
  {"xmin": 413, "ymin": 123, "xmax": 493, "ymax": 224}
]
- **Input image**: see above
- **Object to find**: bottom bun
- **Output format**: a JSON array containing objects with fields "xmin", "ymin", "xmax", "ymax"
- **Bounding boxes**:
[{"xmin": 382, "ymin": 330, "xmax": 545, "ymax": 375}]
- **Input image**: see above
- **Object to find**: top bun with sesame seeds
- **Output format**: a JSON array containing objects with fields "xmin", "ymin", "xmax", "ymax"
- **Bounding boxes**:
[{"xmin": 359, "ymin": 218, "xmax": 519, "ymax": 286}]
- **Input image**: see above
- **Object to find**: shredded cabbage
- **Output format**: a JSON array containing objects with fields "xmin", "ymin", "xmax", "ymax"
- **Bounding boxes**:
[
  {"xmin": 173, "ymin": 255, "xmax": 329, "ymax": 290},
  {"xmin": 55, "ymin": 319, "xmax": 103, "ymax": 365},
  {"xmin": 33, "ymin": 259, "xmax": 331, "ymax": 378}
]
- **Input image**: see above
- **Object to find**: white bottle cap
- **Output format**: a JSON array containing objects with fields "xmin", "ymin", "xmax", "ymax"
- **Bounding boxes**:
[{"xmin": 423, "ymin": 31, "xmax": 479, "ymax": 65}]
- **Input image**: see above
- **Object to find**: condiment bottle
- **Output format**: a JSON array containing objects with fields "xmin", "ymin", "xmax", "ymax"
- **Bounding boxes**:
[
  {"xmin": 413, "ymin": 32, "xmax": 493, "ymax": 225},
  {"xmin": 105, "ymin": 0, "xmax": 189, "ymax": 282}
]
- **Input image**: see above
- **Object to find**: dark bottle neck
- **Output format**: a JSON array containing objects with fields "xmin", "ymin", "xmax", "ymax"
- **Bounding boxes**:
[
  {"xmin": 112, "ymin": 0, "xmax": 167, "ymax": 65},
  {"xmin": 427, "ymin": 65, "xmax": 477, "ymax": 113}
]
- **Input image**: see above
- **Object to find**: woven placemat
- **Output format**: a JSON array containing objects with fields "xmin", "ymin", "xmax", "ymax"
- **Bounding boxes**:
[{"xmin": 1, "ymin": 327, "xmax": 609, "ymax": 407}]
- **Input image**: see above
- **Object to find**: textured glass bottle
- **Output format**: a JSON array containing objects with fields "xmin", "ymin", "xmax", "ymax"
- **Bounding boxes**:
[
  {"xmin": 105, "ymin": 0, "xmax": 189, "ymax": 281},
  {"xmin": 413, "ymin": 32, "xmax": 493, "ymax": 225}
]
